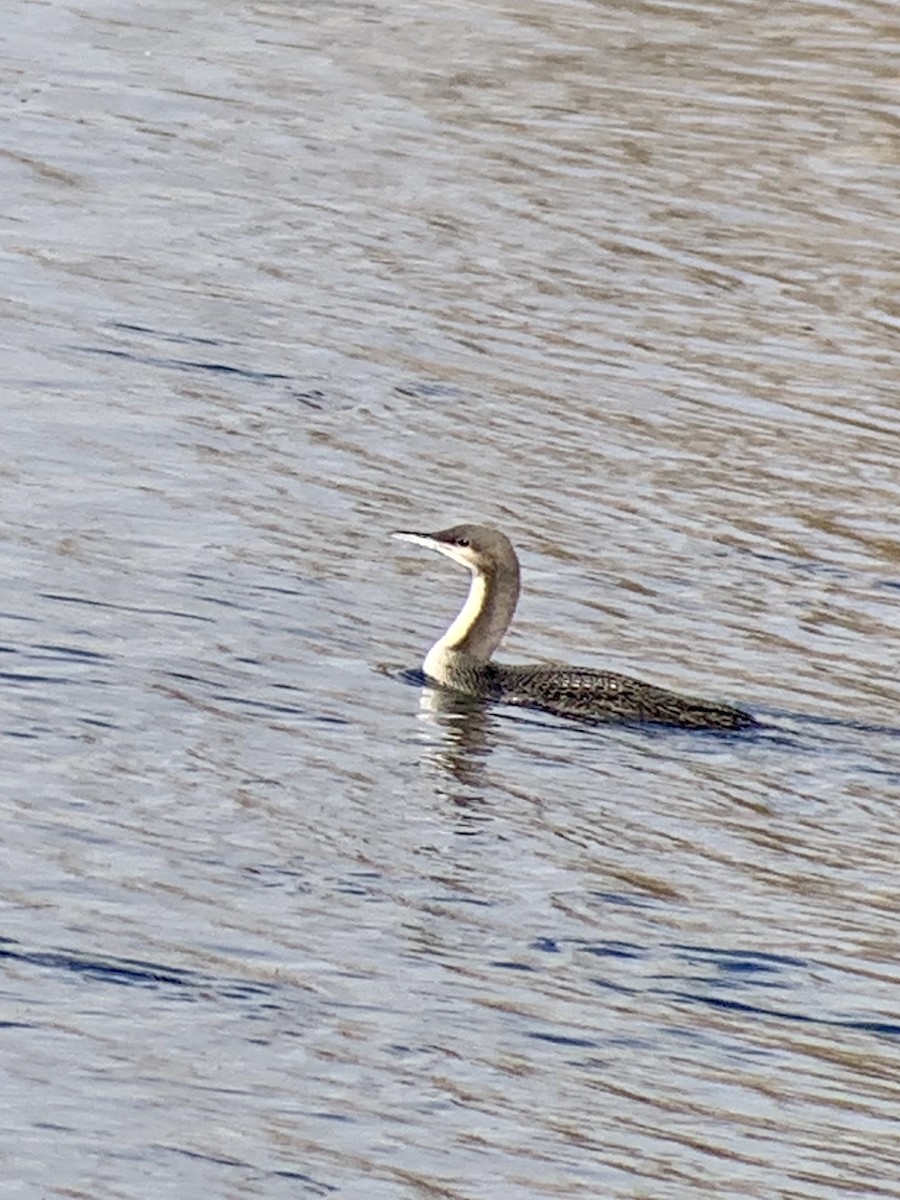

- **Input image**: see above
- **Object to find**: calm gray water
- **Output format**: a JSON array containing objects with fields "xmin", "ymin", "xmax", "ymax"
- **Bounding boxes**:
[{"xmin": 3, "ymin": 0, "xmax": 900, "ymax": 1196}]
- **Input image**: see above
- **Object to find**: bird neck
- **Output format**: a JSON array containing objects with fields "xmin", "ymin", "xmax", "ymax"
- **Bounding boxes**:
[{"xmin": 423, "ymin": 564, "xmax": 520, "ymax": 683}]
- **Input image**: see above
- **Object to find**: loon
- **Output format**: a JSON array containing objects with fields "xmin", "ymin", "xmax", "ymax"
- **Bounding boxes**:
[{"xmin": 392, "ymin": 523, "xmax": 758, "ymax": 731}]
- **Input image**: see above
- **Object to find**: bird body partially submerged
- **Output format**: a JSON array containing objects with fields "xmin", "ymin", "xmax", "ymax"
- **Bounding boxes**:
[{"xmin": 393, "ymin": 523, "xmax": 758, "ymax": 732}]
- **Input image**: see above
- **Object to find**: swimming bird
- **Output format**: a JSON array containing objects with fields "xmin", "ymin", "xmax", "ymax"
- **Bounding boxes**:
[{"xmin": 392, "ymin": 523, "xmax": 758, "ymax": 731}]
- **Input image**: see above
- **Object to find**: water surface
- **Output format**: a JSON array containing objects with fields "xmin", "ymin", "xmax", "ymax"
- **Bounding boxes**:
[{"xmin": 3, "ymin": 0, "xmax": 900, "ymax": 1196}]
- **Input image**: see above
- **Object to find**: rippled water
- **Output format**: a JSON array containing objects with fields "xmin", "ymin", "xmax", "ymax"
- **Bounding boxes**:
[{"xmin": 4, "ymin": 0, "xmax": 900, "ymax": 1195}]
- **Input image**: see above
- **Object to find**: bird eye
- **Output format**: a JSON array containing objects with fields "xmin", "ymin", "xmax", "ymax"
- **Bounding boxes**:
[{"xmin": 456, "ymin": 537, "xmax": 470, "ymax": 547}]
